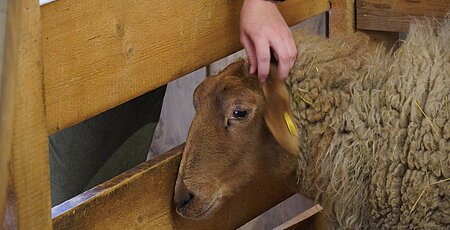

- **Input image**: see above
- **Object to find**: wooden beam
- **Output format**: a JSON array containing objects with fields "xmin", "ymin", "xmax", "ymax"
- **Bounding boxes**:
[
  {"xmin": 273, "ymin": 205, "xmax": 323, "ymax": 230},
  {"xmin": 52, "ymin": 145, "xmax": 295, "ymax": 229},
  {"xmin": 356, "ymin": 0, "xmax": 449, "ymax": 32},
  {"xmin": 1, "ymin": 0, "xmax": 52, "ymax": 228},
  {"xmin": 40, "ymin": 0, "xmax": 330, "ymax": 134},
  {"xmin": 329, "ymin": 0, "xmax": 355, "ymax": 37},
  {"xmin": 0, "ymin": 0, "xmax": 8, "ymax": 223}
]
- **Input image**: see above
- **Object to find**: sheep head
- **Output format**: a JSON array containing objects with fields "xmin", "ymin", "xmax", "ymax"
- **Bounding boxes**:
[{"xmin": 174, "ymin": 60, "xmax": 297, "ymax": 219}]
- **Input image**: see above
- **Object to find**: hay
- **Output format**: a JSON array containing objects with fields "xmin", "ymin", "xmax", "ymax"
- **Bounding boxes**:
[{"xmin": 410, "ymin": 177, "xmax": 450, "ymax": 214}]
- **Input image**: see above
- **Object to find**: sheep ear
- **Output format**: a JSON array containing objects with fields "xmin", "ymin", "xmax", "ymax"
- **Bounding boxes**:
[
  {"xmin": 262, "ymin": 64, "xmax": 299, "ymax": 155},
  {"xmin": 216, "ymin": 59, "xmax": 246, "ymax": 78}
]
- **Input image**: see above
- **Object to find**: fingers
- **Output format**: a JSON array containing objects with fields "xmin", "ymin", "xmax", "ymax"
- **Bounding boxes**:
[
  {"xmin": 272, "ymin": 33, "xmax": 297, "ymax": 80},
  {"xmin": 254, "ymin": 39, "xmax": 271, "ymax": 82},
  {"xmin": 270, "ymin": 37, "xmax": 290, "ymax": 80},
  {"xmin": 240, "ymin": 35, "xmax": 257, "ymax": 74},
  {"xmin": 242, "ymin": 32, "xmax": 297, "ymax": 82},
  {"xmin": 239, "ymin": 0, "xmax": 296, "ymax": 81},
  {"xmin": 284, "ymin": 32, "xmax": 298, "ymax": 76}
]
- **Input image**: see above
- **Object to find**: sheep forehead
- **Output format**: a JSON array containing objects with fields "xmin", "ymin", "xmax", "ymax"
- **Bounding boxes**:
[{"xmin": 195, "ymin": 75, "xmax": 261, "ymax": 109}]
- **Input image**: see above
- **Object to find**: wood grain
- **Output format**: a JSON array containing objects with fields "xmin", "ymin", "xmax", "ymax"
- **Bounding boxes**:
[
  {"xmin": 329, "ymin": 0, "xmax": 355, "ymax": 37},
  {"xmin": 356, "ymin": 0, "xmax": 450, "ymax": 32},
  {"xmin": 40, "ymin": 0, "xmax": 330, "ymax": 134},
  {"xmin": 1, "ymin": 0, "xmax": 52, "ymax": 228},
  {"xmin": 52, "ymin": 145, "xmax": 295, "ymax": 229}
]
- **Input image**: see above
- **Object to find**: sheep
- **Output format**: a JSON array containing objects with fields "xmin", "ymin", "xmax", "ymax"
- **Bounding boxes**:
[{"xmin": 173, "ymin": 19, "xmax": 449, "ymax": 229}]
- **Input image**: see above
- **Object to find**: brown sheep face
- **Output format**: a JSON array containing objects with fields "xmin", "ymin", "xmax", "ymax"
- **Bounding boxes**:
[{"xmin": 174, "ymin": 61, "xmax": 287, "ymax": 219}]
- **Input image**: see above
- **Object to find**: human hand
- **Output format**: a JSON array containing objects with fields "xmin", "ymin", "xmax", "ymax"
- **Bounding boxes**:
[{"xmin": 240, "ymin": 0, "xmax": 297, "ymax": 82}]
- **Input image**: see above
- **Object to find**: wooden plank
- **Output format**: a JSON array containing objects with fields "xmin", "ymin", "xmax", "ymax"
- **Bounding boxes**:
[
  {"xmin": 273, "ymin": 205, "xmax": 323, "ymax": 230},
  {"xmin": 52, "ymin": 145, "xmax": 295, "ymax": 229},
  {"xmin": 356, "ymin": 0, "xmax": 450, "ymax": 32},
  {"xmin": 40, "ymin": 0, "xmax": 330, "ymax": 134},
  {"xmin": 329, "ymin": 0, "xmax": 355, "ymax": 37},
  {"xmin": 1, "ymin": 0, "xmax": 52, "ymax": 228},
  {"xmin": 0, "ymin": 0, "xmax": 8, "ymax": 223}
]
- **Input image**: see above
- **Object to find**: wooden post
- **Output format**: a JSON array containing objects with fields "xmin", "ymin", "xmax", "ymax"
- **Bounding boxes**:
[
  {"xmin": 329, "ymin": 0, "xmax": 355, "ymax": 37},
  {"xmin": 0, "ymin": 0, "xmax": 8, "ymax": 224},
  {"xmin": 0, "ymin": 0, "xmax": 52, "ymax": 229}
]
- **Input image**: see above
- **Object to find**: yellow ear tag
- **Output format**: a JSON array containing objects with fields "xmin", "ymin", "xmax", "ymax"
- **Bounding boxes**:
[{"xmin": 284, "ymin": 112, "xmax": 298, "ymax": 137}]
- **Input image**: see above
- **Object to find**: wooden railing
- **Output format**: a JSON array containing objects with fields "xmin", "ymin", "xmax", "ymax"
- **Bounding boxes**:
[
  {"xmin": 1, "ymin": 0, "xmax": 330, "ymax": 229},
  {"xmin": 1, "ymin": 0, "xmax": 448, "ymax": 229}
]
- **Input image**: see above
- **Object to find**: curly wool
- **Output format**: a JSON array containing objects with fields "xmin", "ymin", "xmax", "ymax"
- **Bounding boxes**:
[{"xmin": 287, "ymin": 19, "xmax": 449, "ymax": 229}]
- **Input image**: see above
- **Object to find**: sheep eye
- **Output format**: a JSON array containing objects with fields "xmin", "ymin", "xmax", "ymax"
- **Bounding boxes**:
[{"xmin": 232, "ymin": 109, "xmax": 247, "ymax": 119}]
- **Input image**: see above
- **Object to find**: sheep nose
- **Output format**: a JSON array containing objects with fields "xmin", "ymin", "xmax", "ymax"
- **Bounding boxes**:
[{"xmin": 174, "ymin": 179, "xmax": 195, "ymax": 209}]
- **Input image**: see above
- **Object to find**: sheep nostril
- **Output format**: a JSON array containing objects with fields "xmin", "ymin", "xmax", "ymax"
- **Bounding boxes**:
[
  {"xmin": 174, "ymin": 179, "xmax": 195, "ymax": 210},
  {"xmin": 175, "ymin": 192, "xmax": 195, "ymax": 209}
]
